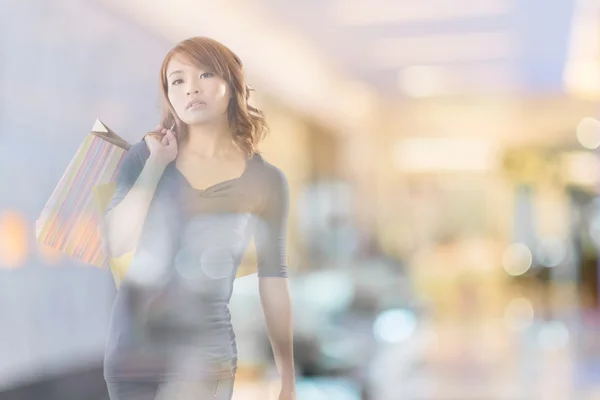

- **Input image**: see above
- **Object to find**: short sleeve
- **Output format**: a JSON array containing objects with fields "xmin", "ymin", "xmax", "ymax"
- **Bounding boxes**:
[
  {"xmin": 105, "ymin": 141, "xmax": 150, "ymax": 214},
  {"xmin": 254, "ymin": 164, "xmax": 289, "ymax": 278}
]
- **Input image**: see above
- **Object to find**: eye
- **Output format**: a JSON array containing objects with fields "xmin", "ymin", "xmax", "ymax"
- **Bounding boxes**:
[
  {"xmin": 171, "ymin": 78, "xmax": 183, "ymax": 85},
  {"xmin": 200, "ymin": 72, "xmax": 213, "ymax": 79}
]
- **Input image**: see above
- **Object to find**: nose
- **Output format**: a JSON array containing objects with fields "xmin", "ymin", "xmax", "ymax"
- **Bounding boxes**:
[{"xmin": 185, "ymin": 78, "xmax": 201, "ymax": 96}]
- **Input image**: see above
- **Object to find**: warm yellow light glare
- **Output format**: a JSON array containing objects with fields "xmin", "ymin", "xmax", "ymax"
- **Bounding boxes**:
[
  {"xmin": 502, "ymin": 243, "xmax": 532, "ymax": 276},
  {"xmin": 576, "ymin": 117, "xmax": 600, "ymax": 149},
  {"xmin": 393, "ymin": 138, "xmax": 501, "ymax": 172},
  {"xmin": 0, "ymin": 211, "xmax": 29, "ymax": 268}
]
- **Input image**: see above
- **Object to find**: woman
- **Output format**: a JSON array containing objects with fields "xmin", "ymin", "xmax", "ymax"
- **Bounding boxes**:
[{"xmin": 102, "ymin": 37, "xmax": 295, "ymax": 399}]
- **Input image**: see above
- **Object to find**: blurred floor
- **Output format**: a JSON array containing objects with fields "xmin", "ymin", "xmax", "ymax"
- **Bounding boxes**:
[
  {"xmin": 3, "ymin": 311, "xmax": 600, "ymax": 400},
  {"xmin": 367, "ymin": 315, "xmax": 600, "ymax": 400},
  {"xmin": 227, "ymin": 310, "xmax": 600, "ymax": 400},
  {"xmin": 230, "ymin": 322, "xmax": 600, "ymax": 400}
]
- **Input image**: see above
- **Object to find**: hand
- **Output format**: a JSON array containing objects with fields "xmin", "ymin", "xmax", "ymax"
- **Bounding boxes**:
[
  {"xmin": 144, "ymin": 126, "xmax": 178, "ymax": 166},
  {"xmin": 278, "ymin": 389, "xmax": 296, "ymax": 400},
  {"xmin": 278, "ymin": 383, "xmax": 296, "ymax": 400}
]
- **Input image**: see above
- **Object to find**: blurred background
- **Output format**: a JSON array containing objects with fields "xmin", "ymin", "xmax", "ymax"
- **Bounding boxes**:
[{"xmin": 2, "ymin": 0, "xmax": 600, "ymax": 398}]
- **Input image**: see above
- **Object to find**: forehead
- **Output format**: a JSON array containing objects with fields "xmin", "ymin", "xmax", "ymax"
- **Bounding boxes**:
[{"xmin": 166, "ymin": 55, "xmax": 211, "ymax": 75}]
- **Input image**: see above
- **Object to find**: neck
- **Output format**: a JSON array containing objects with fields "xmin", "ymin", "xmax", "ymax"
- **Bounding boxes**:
[{"xmin": 181, "ymin": 119, "xmax": 235, "ymax": 159}]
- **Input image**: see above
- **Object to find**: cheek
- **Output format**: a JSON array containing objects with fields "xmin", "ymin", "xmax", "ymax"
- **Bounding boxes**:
[
  {"xmin": 214, "ymin": 83, "xmax": 231, "ymax": 112},
  {"xmin": 215, "ymin": 82, "xmax": 229, "ymax": 100},
  {"xmin": 168, "ymin": 91, "xmax": 185, "ymax": 112}
]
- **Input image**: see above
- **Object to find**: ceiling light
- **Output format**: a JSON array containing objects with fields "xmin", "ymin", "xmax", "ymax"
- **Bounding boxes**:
[
  {"xmin": 374, "ymin": 31, "xmax": 515, "ymax": 67},
  {"xmin": 332, "ymin": 0, "xmax": 511, "ymax": 26}
]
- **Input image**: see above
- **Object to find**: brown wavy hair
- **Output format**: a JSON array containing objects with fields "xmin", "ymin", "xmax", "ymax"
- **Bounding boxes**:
[{"xmin": 156, "ymin": 36, "xmax": 268, "ymax": 157}]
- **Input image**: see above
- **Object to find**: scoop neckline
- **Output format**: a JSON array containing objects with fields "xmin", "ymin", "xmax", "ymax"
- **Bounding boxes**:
[{"xmin": 171, "ymin": 153, "xmax": 258, "ymax": 192}]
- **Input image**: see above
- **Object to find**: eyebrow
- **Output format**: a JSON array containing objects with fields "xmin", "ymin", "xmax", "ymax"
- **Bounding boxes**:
[{"xmin": 167, "ymin": 70, "xmax": 183, "ymax": 77}]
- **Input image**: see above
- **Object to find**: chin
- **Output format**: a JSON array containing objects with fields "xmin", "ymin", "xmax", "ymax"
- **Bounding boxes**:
[
  {"xmin": 183, "ymin": 118, "xmax": 211, "ymax": 126},
  {"xmin": 181, "ymin": 114, "xmax": 216, "ymax": 126},
  {"xmin": 186, "ymin": 111, "xmax": 229, "ymax": 126}
]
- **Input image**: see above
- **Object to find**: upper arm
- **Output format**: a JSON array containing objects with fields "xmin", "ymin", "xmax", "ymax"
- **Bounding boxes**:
[
  {"xmin": 105, "ymin": 141, "xmax": 150, "ymax": 215},
  {"xmin": 255, "ymin": 165, "xmax": 290, "ymax": 278}
]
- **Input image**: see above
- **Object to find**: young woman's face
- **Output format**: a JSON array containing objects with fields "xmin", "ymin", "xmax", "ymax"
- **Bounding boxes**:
[{"xmin": 165, "ymin": 56, "xmax": 231, "ymax": 126}]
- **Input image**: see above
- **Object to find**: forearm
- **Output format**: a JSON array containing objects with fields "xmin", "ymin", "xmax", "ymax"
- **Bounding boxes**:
[
  {"xmin": 259, "ymin": 278, "xmax": 295, "ymax": 386},
  {"xmin": 104, "ymin": 156, "xmax": 167, "ymax": 256}
]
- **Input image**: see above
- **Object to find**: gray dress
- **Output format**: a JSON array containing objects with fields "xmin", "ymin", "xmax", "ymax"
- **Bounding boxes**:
[{"xmin": 103, "ymin": 141, "xmax": 289, "ymax": 384}]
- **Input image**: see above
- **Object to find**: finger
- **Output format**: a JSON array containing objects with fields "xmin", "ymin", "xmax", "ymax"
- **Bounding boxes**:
[
  {"xmin": 167, "ymin": 134, "xmax": 177, "ymax": 147},
  {"xmin": 164, "ymin": 131, "xmax": 176, "ymax": 145},
  {"xmin": 144, "ymin": 133, "xmax": 160, "ymax": 143}
]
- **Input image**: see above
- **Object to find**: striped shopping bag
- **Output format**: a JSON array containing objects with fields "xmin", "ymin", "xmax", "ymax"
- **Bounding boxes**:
[{"xmin": 36, "ymin": 119, "xmax": 130, "ymax": 268}]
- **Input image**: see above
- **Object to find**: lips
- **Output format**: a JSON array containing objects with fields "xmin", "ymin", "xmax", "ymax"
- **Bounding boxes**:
[{"xmin": 186, "ymin": 100, "xmax": 206, "ymax": 109}]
